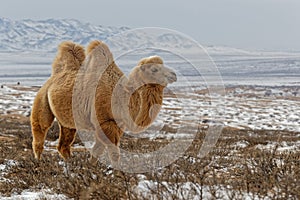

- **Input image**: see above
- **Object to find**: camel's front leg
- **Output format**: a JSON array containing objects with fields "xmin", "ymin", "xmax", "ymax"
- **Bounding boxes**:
[
  {"xmin": 89, "ymin": 138, "xmax": 106, "ymax": 164},
  {"xmin": 94, "ymin": 120, "xmax": 123, "ymax": 167}
]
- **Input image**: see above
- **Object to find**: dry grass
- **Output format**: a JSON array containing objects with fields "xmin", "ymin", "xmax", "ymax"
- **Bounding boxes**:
[{"xmin": 0, "ymin": 116, "xmax": 299, "ymax": 199}]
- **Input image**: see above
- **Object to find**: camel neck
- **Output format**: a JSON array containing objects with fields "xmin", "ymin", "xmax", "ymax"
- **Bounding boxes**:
[
  {"xmin": 122, "ymin": 69, "xmax": 165, "ymax": 133},
  {"xmin": 133, "ymin": 84, "xmax": 164, "ymax": 130}
]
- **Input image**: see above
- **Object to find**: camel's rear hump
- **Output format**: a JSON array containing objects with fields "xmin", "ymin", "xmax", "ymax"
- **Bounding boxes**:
[
  {"xmin": 86, "ymin": 40, "xmax": 103, "ymax": 55},
  {"xmin": 86, "ymin": 40, "xmax": 114, "ymax": 63}
]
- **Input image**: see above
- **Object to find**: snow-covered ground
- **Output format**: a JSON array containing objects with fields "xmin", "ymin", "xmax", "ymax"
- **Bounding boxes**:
[
  {"xmin": 134, "ymin": 177, "xmax": 261, "ymax": 200},
  {"xmin": 0, "ymin": 85, "xmax": 37, "ymax": 117},
  {"xmin": 1, "ymin": 84, "xmax": 298, "ymax": 132},
  {"xmin": 0, "ymin": 159, "xmax": 69, "ymax": 200},
  {"xmin": 0, "ymin": 190, "xmax": 67, "ymax": 200},
  {"xmin": 0, "ymin": 85, "xmax": 299, "ymax": 199}
]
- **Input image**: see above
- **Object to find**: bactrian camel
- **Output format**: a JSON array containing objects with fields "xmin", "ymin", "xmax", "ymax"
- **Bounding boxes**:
[{"xmin": 31, "ymin": 40, "xmax": 177, "ymax": 165}]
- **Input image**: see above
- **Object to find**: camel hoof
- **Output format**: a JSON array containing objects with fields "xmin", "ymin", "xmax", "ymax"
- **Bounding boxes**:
[
  {"xmin": 109, "ymin": 153, "xmax": 120, "ymax": 169},
  {"xmin": 89, "ymin": 156, "xmax": 99, "ymax": 166},
  {"xmin": 33, "ymin": 152, "xmax": 42, "ymax": 160},
  {"xmin": 111, "ymin": 160, "xmax": 121, "ymax": 169},
  {"xmin": 57, "ymin": 146, "xmax": 71, "ymax": 160},
  {"xmin": 32, "ymin": 143, "xmax": 44, "ymax": 160}
]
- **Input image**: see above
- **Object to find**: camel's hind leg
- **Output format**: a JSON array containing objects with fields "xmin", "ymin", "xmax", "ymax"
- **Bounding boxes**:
[
  {"xmin": 31, "ymin": 91, "xmax": 54, "ymax": 160},
  {"xmin": 57, "ymin": 124, "xmax": 76, "ymax": 160}
]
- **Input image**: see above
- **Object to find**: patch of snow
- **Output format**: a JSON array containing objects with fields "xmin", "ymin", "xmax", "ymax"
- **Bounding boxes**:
[
  {"xmin": 256, "ymin": 141, "xmax": 300, "ymax": 152},
  {"xmin": 5, "ymin": 160, "xmax": 18, "ymax": 167},
  {"xmin": 0, "ymin": 189, "xmax": 69, "ymax": 200},
  {"xmin": 134, "ymin": 179, "xmax": 260, "ymax": 200},
  {"xmin": 234, "ymin": 140, "xmax": 249, "ymax": 148},
  {"xmin": 0, "ymin": 164, "xmax": 6, "ymax": 171},
  {"xmin": 0, "ymin": 160, "xmax": 19, "ymax": 183}
]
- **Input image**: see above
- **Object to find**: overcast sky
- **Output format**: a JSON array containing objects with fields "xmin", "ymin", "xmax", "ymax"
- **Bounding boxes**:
[{"xmin": 1, "ymin": 0, "xmax": 300, "ymax": 51}]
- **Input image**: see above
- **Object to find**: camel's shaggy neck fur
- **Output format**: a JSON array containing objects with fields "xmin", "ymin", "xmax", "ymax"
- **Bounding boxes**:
[
  {"xmin": 133, "ymin": 84, "xmax": 164, "ymax": 128},
  {"xmin": 113, "ymin": 60, "xmax": 165, "ymax": 133}
]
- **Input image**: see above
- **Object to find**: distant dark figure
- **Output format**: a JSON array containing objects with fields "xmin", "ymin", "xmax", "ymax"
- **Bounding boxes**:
[
  {"xmin": 0, "ymin": 85, "xmax": 3, "ymax": 88},
  {"xmin": 292, "ymin": 91, "xmax": 298, "ymax": 97},
  {"xmin": 264, "ymin": 89, "xmax": 272, "ymax": 97},
  {"xmin": 17, "ymin": 82, "xmax": 20, "ymax": 85}
]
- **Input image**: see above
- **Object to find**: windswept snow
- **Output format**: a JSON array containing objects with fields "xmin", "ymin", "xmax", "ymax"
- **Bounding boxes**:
[
  {"xmin": 0, "ymin": 190, "xmax": 69, "ymax": 200},
  {"xmin": 1, "ymin": 84, "xmax": 299, "ymax": 134}
]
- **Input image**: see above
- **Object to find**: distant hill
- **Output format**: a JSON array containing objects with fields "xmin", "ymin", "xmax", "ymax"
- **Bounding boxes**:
[
  {"xmin": 0, "ymin": 17, "xmax": 224, "ymax": 54},
  {"xmin": 1, "ymin": 17, "xmax": 297, "ymax": 57},
  {"xmin": 0, "ymin": 17, "xmax": 129, "ymax": 52}
]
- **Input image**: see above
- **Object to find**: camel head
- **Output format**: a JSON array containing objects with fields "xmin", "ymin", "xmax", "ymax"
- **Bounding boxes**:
[{"xmin": 136, "ymin": 55, "xmax": 177, "ymax": 86}]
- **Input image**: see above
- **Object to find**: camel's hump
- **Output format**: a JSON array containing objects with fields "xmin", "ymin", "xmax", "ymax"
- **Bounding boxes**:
[
  {"xmin": 58, "ymin": 41, "xmax": 85, "ymax": 66},
  {"xmin": 86, "ymin": 40, "xmax": 113, "ymax": 55},
  {"xmin": 87, "ymin": 40, "xmax": 103, "ymax": 55},
  {"xmin": 51, "ymin": 41, "xmax": 85, "ymax": 75},
  {"xmin": 86, "ymin": 40, "xmax": 114, "ymax": 65}
]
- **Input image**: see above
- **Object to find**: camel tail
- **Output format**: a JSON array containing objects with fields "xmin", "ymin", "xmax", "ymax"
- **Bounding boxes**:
[{"xmin": 52, "ymin": 41, "xmax": 86, "ymax": 74}]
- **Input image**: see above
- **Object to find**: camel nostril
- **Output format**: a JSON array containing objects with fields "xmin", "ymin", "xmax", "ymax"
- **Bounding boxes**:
[{"xmin": 167, "ymin": 72, "xmax": 177, "ymax": 83}]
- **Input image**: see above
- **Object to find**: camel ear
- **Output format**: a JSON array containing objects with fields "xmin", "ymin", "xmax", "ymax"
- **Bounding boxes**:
[
  {"xmin": 140, "ymin": 64, "xmax": 146, "ymax": 71},
  {"xmin": 138, "ymin": 58, "xmax": 147, "ymax": 71}
]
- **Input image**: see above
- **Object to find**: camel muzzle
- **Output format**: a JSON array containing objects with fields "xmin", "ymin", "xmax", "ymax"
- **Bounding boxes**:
[{"xmin": 167, "ymin": 71, "xmax": 177, "ymax": 83}]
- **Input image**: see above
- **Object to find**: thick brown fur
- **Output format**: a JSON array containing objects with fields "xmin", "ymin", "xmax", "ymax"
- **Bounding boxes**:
[
  {"xmin": 31, "ymin": 40, "xmax": 176, "ymax": 165},
  {"xmin": 51, "ymin": 41, "xmax": 85, "ymax": 75}
]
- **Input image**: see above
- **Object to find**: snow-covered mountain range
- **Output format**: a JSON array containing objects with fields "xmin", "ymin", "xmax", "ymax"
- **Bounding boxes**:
[
  {"xmin": 0, "ymin": 17, "xmax": 129, "ymax": 52},
  {"xmin": 0, "ymin": 17, "xmax": 202, "ymax": 53},
  {"xmin": 2, "ymin": 17, "xmax": 299, "ymax": 56}
]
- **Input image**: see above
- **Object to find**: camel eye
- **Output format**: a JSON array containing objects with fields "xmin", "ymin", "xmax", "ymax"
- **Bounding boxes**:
[{"xmin": 151, "ymin": 68, "xmax": 158, "ymax": 73}]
